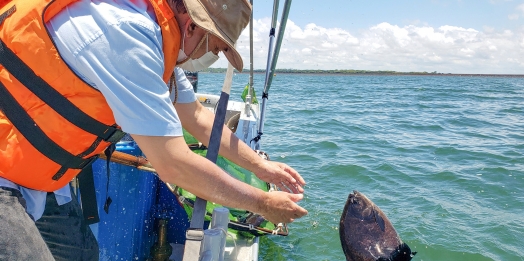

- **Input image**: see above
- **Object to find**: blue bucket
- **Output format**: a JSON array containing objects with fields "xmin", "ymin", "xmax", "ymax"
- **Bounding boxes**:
[
  {"xmin": 90, "ymin": 138, "xmax": 191, "ymax": 260},
  {"xmin": 91, "ymin": 139, "xmax": 158, "ymax": 261}
]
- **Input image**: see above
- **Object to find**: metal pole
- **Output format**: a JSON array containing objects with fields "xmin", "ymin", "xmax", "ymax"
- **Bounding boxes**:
[
  {"xmin": 262, "ymin": 0, "xmax": 280, "ymax": 95},
  {"xmin": 253, "ymin": 0, "xmax": 292, "ymax": 148},
  {"xmin": 246, "ymin": 0, "xmax": 254, "ymax": 117},
  {"xmin": 266, "ymin": 0, "xmax": 292, "ymax": 94}
]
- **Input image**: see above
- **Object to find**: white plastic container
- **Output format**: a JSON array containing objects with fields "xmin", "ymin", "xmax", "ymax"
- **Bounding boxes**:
[
  {"xmin": 210, "ymin": 208, "xmax": 229, "ymax": 261},
  {"xmin": 199, "ymin": 229, "xmax": 222, "ymax": 261}
]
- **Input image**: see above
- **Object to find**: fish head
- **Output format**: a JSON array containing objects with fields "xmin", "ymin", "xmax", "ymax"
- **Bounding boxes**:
[
  {"xmin": 347, "ymin": 190, "xmax": 386, "ymax": 232},
  {"xmin": 348, "ymin": 190, "xmax": 378, "ymax": 220}
]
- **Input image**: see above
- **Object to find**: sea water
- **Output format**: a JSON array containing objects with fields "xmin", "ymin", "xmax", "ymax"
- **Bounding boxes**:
[{"xmin": 196, "ymin": 73, "xmax": 524, "ymax": 261}]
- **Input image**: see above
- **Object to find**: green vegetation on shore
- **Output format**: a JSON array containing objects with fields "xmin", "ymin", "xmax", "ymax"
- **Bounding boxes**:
[
  {"xmin": 203, "ymin": 68, "xmax": 439, "ymax": 74},
  {"xmin": 200, "ymin": 68, "xmax": 523, "ymax": 77}
]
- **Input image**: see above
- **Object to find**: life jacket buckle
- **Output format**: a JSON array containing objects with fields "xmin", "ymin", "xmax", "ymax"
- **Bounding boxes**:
[
  {"xmin": 51, "ymin": 154, "xmax": 100, "ymax": 181},
  {"xmin": 103, "ymin": 127, "xmax": 126, "ymax": 143},
  {"xmin": 79, "ymin": 154, "xmax": 100, "ymax": 169}
]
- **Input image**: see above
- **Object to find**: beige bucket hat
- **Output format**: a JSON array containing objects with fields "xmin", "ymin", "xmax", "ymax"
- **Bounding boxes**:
[{"xmin": 183, "ymin": 0, "xmax": 252, "ymax": 72}]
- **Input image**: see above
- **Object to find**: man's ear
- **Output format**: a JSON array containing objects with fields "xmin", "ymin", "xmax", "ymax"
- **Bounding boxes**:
[{"xmin": 186, "ymin": 22, "xmax": 198, "ymax": 38}]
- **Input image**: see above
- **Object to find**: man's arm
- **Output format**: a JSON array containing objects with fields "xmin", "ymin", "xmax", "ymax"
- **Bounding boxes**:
[
  {"xmin": 130, "ymin": 134, "xmax": 307, "ymax": 224},
  {"xmin": 175, "ymin": 100, "xmax": 306, "ymax": 193}
]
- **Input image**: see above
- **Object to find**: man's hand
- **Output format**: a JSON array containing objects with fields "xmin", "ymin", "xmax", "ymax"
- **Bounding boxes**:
[
  {"xmin": 259, "ymin": 191, "xmax": 308, "ymax": 224},
  {"xmin": 255, "ymin": 161, "xmax": 306, "ymax": 194}
]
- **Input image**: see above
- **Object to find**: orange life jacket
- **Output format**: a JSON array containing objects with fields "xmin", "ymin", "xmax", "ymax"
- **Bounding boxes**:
[{"xmin": 0, "ymin": 0, "xmax": 180, "ymax": 191}]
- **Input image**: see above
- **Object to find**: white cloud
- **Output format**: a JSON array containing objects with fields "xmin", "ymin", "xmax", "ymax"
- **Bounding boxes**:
[
  {"xmin": 212, "ymin": 19, "xmax": 524, "ymax": 74},
  {"xmin": 508, "ymin": 4, "xmax": 524, "ymax": 20},
  {"xmin": 518, "ymin": 3, "xmax": 524, "ymax": 14},
  {"xmin": 483, "ymin": 26, "xmax": 495, "ymax": 33},
  {"xmin": 508, "ymin": 13, "xmax": 519, "ymax": 20}
]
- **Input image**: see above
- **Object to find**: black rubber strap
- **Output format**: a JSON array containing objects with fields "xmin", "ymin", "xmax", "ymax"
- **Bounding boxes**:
[
  {"xmin": 0, "ymin": 5, "xmax": 16, "ymax": 25},
  {"xmin": 0, "ymin": 81, "xmax": 95, "ymax": 172},
  {"xmin": 0, "ymin": 39, "xmax": 122, "ymax": 142},
  {"xmin": 77, "ymin": 164, "xmax": 100, "ymax": 225},
  {"xmin": 103, "ymin": 144, "xmax": 115, "ymax": 214}
]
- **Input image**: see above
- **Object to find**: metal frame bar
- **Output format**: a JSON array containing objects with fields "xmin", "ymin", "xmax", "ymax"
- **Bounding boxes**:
[{"xmin": 254, "ymin": 0, "xmax": 293, "ymax": 148}]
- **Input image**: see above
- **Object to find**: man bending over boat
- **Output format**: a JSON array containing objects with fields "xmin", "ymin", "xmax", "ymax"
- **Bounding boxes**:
[{"xmin": 0, "ymin": 0, "xmax": 308, "ymax": 260}]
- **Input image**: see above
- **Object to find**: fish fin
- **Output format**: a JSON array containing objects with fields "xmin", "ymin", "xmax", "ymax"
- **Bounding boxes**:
[
  {"xmin": 388, "ymin": 243, "xmax": 416, "ymax": 261},
  {"xmin": 373, "ymin": 207, "xmax": 386, "ymax": 231}
]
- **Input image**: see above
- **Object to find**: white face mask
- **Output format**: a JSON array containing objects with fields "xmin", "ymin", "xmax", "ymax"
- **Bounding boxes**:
[
  {"xmin": 178, "ymin": 34, "xmax": 219, "ymax": 72},
  {"xmin": 178, "ymin": 51, "xmax": 219, "ymax": 72},
  {"xmin": 177, "ymin": 31, "xmax": 189, "ymax": 63},
  {"xmin": 177, "ymin": 49, "xmax": 188, "ymax": 63}
]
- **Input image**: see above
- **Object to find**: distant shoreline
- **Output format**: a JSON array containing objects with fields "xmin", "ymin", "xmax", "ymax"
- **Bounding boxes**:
[{"xmin": 201, "ymin": 68, "xmax": 524, "ymax": 78}]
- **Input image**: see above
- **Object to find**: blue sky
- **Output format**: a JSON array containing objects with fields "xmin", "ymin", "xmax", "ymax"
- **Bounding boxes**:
[
  {"xmin": 212, "ymin": 0, "xmax": 524, "ymax": 74},
  {"xmin": 259, "ymin": 0, "xmax": 523, "ymax": 32}
]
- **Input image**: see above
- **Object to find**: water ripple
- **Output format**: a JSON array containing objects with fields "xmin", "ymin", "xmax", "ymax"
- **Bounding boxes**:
[{"xmin": 198, "ymin": 73, "xmax": 524, "ymax": 261}]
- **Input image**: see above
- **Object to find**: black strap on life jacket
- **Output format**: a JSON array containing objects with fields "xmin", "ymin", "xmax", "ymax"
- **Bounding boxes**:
[
  {"xmin": 77, "ymin": 164, "xmax": 100, "ymax": 225},
  {"xmin": 103, "ymin": 144, "xmax": 116, "ymax": 214},
  {"xmin": 0, "ymin": 39, "xmax": 125, "ymax": 179},
  {"xmin": 0, "ymin": 5, "xmax": 16, "ymax": 23}
]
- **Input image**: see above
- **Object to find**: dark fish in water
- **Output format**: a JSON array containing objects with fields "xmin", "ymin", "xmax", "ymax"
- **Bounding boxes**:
[{"xmin": 339, "ymin": 190, "xmax": 417, "ymax": 261}]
